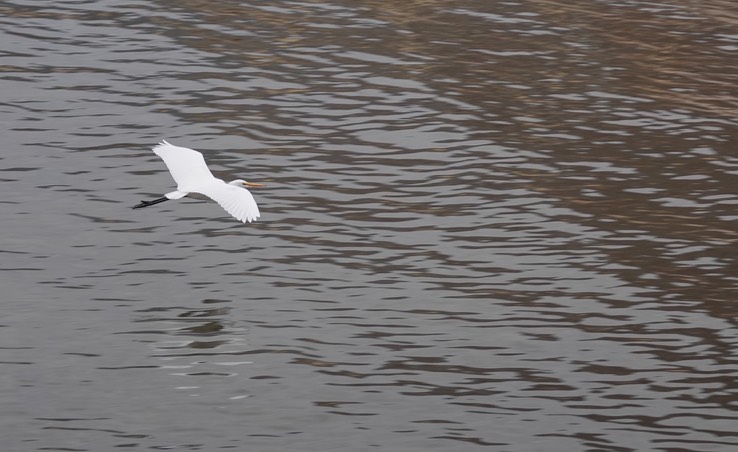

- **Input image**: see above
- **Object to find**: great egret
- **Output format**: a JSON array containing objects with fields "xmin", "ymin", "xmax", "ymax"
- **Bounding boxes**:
[{"xmin": 132, "ymin": 140, "xmax": 264, "ymax": 223}]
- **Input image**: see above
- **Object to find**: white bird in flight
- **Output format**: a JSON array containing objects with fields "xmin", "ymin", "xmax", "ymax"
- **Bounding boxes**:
[{"xmin": 132, "ymin": 140, "xmax": 264, "ymax": 223}]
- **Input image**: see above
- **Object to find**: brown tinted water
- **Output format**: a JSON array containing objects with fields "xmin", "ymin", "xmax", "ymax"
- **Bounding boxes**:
[{"xmin": 1, "ymin": 1, "xmax": 737, "ymax": 451}]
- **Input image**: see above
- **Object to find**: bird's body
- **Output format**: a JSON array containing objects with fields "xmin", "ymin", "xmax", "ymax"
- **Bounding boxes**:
[{"xmin": 133, "ymin": 141, "xmax": 262, "ymax": 223}]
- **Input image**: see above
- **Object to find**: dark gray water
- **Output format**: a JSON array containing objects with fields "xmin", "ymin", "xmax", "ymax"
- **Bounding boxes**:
[{"xmin": 2, "ymin": 1, "xmax": 737, "ymax": 451}]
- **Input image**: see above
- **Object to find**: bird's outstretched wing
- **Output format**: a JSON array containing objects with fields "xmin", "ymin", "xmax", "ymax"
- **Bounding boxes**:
[
  {"xmin": 195, "ymin": 182, "xmax": 261, "ymax": 223},
  {"xmin": 153, "ymin": 140, "xmax": 216, "ymax": 190}
]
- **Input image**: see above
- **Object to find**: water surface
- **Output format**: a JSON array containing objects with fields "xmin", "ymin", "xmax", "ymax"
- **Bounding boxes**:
[{"xmin": 1, "ymin": 1, "xmax": 737, "ymax": 451}]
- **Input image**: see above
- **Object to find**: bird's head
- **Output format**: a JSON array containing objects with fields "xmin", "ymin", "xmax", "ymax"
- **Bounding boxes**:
[{"xmin": 229, "ymin": 179, "xmax": 265, "ymax": 187}]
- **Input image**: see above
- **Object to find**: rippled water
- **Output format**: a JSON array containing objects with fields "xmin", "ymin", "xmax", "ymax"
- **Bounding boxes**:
[{"xmin": 2, "ymin": 1, "xmax": 737, "ymax": 451}]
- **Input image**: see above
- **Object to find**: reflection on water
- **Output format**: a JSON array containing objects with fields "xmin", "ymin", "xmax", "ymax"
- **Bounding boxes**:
[{"xmin": 1, "ymin": 0, "xmax": 737, "ymax": 450}]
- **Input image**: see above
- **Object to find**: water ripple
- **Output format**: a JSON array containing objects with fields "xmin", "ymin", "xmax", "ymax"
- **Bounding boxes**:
[{"xmin": 1, "ymin": 0, "xmax": 737, "ymax": 451}]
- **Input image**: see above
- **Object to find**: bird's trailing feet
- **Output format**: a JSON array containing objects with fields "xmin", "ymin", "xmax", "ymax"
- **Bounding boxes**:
[{"xmin": 132, "ymin": 197, "xmax": 169, "ymax": 209}]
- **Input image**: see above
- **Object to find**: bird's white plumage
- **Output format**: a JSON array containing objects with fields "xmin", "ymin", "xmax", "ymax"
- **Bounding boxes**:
[
  {"xmin": 153, "ymin": 140, "xmax": 215, "ymax": 191},
  {"xmin": 149, "ymin": 140, "xmax": 261, "ymax": 223},
  {"xmin": 198, "ymin": 181, "xmax": 260, "ymax": 223}
]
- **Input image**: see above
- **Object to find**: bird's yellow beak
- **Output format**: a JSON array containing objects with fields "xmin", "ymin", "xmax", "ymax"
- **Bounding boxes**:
[{"xmin": 242, "ymin": 182, "xmax": 265, "ymax": 187}]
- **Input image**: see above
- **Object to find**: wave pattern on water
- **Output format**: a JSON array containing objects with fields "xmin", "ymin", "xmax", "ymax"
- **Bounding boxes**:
[{"xmin": 1, "ymin": 0, "xmax": 737, "ymax": 451}]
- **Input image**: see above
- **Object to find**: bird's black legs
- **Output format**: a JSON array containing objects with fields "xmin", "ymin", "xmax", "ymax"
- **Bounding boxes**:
[{"xmin": 132, "ymin": 196, "xmax": 169, "ymax": 209}]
